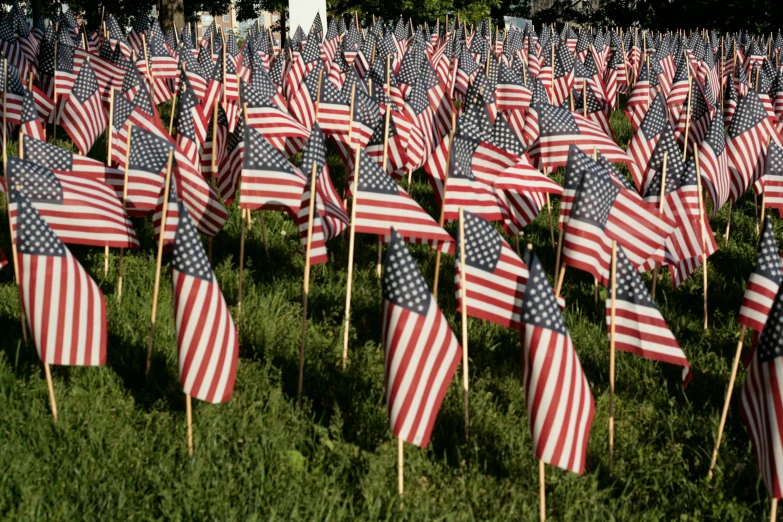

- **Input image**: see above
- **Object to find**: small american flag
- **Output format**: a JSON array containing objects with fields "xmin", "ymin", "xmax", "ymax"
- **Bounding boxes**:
[
  {"xmin": 762, "ymin": 142, "xmax": 783, "ymax": 217},
  {"xmin": 455, "ymin": 210, "xmax": 528, "ymax": 329},
  {"xmin": 241, "ymin": 79, "xmax": 309, "ymax": 158},
  {"xmin": 625, "ymin": 64, "xmax": 653, "ymax": 132},
  {"xmin": 627, "ymin": 93, "xmax": 668, "ymax": 192},
  {"xmin": 59, "ymin": 61, "xmax": 107, "ymax": 155},
  {"xmin": 171, "ymin": 205, "xmax": 238, "ymax": 403},
  {"xmin": 496, "ymin": 60, "xmax": 532, "ymax": 113},
  {"xmin": 241, "ymin": 123, "xmax": 306, "ymax": 215},
  {"xmin": 122, "ymin": 126, "xmax": 176, "ymax": 215},
  {"xmin": 353, "ymin": 148, "xmax": 454, "ymax": 253},
  {"xmin": 727, "ymin": 90, "xmax": 780, "ymax": 204},
  {"xmin": 13, "ymin": 188, "xmax": 107, "ymax": 366},
  {"xmin": 8, "ymin": 155, "xmax": 138, "ymax": 249},
  {"xmin": 740, "ymin": 283, "xmax": 783, "ymax": 499},
  {"xmin": 524, "ymin": 100, "xmax": 630, "ymax": 171},
  {"xmin": 609, "ymin": 246, "xmax": 691, "ymax": 385},
  {"xmin": 561, "ymin": 145, "xmax": 673, "ymax": 284},
  {"xmin": 382, "ymin": 228, "xmax": 461, "ymax": 447},
  {"xmin": 739, "ymin": 218, "xmax": 782, "ymax": 333},
  {"xmin": 521, "ymin": 248, "xmax": 594, "ymax": 474},
  {"xmin": 698, "ymin": 113, "xmax": 731, "ymax": 214}
]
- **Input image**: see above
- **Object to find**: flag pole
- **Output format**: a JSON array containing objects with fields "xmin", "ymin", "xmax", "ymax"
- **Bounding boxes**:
[
  {"xmin": 297, "ymin": 70, "xmax": 324, "ymax": 403},
  {"xmin": 53, "ymin": 38, "xmax": 58, "ymax": 141},
  {"xmin": 651, "ymin": 152, "xmax": 668, "ymax": 300},
  {"xmin": 341, "ymin": 146, "xmax": 362, "ymax": 369},
  {"xmin": 694, "ymin": 151, "xmax": 709, "ymax": 329},
  {"xmin": 117, "ymin": 121, "xmax": 132, "ymax": 303},
  {"xmin": 297, "ymin": 161, "xmax": 320, "ymax": 409},
  {"xmin": 724, "ymin": 201, "xmax": 732, "ymax": 241},
  {"xmin": 459, "ymin": 207, "xmax": 469, "ymax": 440},
  {"xmin": 707, "ymin": 325, "xmax": 746, "ymax": 479},
  {"xmin": 145, "ymin": 150, "xmax": 175, "ymax": 375},
  {"xmin": 398, "ymin": 437, "xmax": 405, "ymax": 497},
  {"xmin": 103, "ymin": 88, "xmax": 117, "ymax": 279},
  {"xmin": 185, "ymin": 393, "xmax": 194, "ymax": 457},
  {"xmin": 378, "ymin": 65, "xmax": 392, "ymax": 280},
  {"xmin": 539, "ymin": 460, "xmax": 546, "ymax": 522},
  {"xmin": 432, "ymin": 112, "xmax": 457, "ymax": 300},
  {"xmin": 682, "ymin": 76, "xmax": 693, "ymax": 161},
  {"xmin": 609, "ymin": 240, "xmax": 617, "ymax": 473},
  {"xmin": 237, "ymin": 105, "xmax": 249, "ymax": 336},
  {"xmin": 771, "ymin": 498, "xmax": 778, "ymax": 522}
]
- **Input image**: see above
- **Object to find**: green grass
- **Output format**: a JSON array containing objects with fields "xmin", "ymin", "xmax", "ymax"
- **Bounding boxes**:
[{"xmin": 0, "ymin": 104, "xmax": 776, "ymax": 520}]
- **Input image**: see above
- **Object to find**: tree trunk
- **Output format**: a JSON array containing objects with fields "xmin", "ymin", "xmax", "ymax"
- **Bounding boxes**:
[
  {"xmin": 159, "ymin": 0, "xmax": 185, "ymax": 34},
  {"xmin": 279, "ymin": 9, "xmax": 286, "ymax": 49},
  {"xmin": 31, "ymin": 0, "xmax": 41, "ymax": 27}
]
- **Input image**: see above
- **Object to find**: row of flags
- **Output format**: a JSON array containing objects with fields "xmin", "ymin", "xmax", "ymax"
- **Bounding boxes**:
[{"xmin": 3, "ymin": 5, "xmax": 783, "ymax": 503}]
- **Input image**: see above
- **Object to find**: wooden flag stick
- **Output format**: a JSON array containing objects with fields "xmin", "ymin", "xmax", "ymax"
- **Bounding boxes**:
[
  {"xmin": 342, "ymin": 147, "xmax": 362, "ymax": 369},
  {"xmin": 297, "ymin": 162, "xmax": 319, "ymax": 408},
  {"xmin": 724, "ymin": 200, "xmax": 733, "ymax": 241},
  {"xmin": 682, "ymin": 76, "xmax": 693, "ymax": 161},
  {"xmin": 237, "ymin": 208, "xmax": 247, "ymax": 335},
  {"xmin": 43, "ymin": 362, "xmax": 58, "ymax": 423},
  {"xmin": 609, "ymin": 240, "xmax": 618, "ymax": 473},
  {"xmin": 398, "ymin": 437, "xmax": 405, "ymax": 497},
  {"xmin": 771, "ymin": 498, "xmax": 778, "ymax": 522},
  {"xmin": 103, "ymin": 88, "xmax": 117, "ymax": 279},
  {"xmin": 582, "ymin": 79, "xmax": 587, "ymax": 117},
  {"xmin": 539, "ymin": 460, "xmax": 546, "ymax": 522},
  {"xmin": 651, "ymin": 152, "xmax": 668, "ymax": 300},
  {"xmin": 432, "ymin": 112, "xmax": 457, "ymax": 300},
  {"xmin": 459, "ymin": 208, "xmax": 469, "ymax": 440},
  {"xmin": 707, "ymin": 324, "xmax": 747, "ymax": 479},
  {"xmin": 185, "ymin": 393, "xmax": 194, "ymax": 457},
  {"xmin": 145, "ymin": 150, "xmax": 175, "ymax": 375},
  {"xmin": 117, "ymin": 122, "xmax": 132, "ymax": 303},
  {"xmin": 545, "ymin": 190, "xmax": 555, "ymax": 249},
  {"xmin": 554, "ymin": 227, "xmax": 564, "ymax": 280},
  {"xmin": 53, "ymin": 39, "xmax": 58, "ymax": 141},
  {"xmin": 694, "ymin": 152, "xmax": 709, "ymax": 329},
  {"xmin": 555, "ymin": 265, "xmax": 567, "ymax": 297}
]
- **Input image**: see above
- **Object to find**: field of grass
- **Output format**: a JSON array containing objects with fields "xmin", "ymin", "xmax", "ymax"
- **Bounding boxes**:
[{"xmin": 0, "ymin": 102, "xmax": 777, "ymax": 520}]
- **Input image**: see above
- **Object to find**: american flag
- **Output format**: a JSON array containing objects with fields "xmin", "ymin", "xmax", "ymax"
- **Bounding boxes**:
[
  {"xmin": 739, "ymin": 218, "xmax": 782, "ymax": 332},
  {"xmin": 496, "ymin": 62, "xmax": 532, "ymax": 113},
  {"xmin": 762, "ymin": 142, "xmax": 783, "ymax": 218},
  {"xmin": 698, "ymin": 113, "xmax": 731, "ymax": 214},
  {"xmin": 109, "ymin": 93, "xmax": 173, "ymax": 169},
  {"xmin": 740, "ymin": 284, "xmax": 783, "ymax": 500},
  {"xmin": 217, "ymin": 117, "xmax": 244, "ymax": 205},
  {"xmin": 317, "ymin": 76, "xmax": 352, "ymax": 137},
  {"xmin": 382, "ymin": 228, "xmax": 461, "ymax": 447},
  {"xmin": 524, "ymin": 100, "xmax": 630, "ymax": 170},
  {"xmin": 625, "ymin": 63, "xmax": 653, "ymax": 131},
  {"xmin": 147, "ymin": 32, "xmax": 178, "ymax": 78},
  {"xmin": 20, "ymin": 90, "xmax": 44, "ymax": 141},
  {"xmin": 13, "ymin": 188, "xmax": 107, "ymax": 366},
  {"xmin": 666, "ymin": 59, "xmax": 691, "ymax": 124},
  {"xmin": 454, "ymin": 210, "xmax": 528, "ymax": 329},
  {"xmin": 627, "ymin": 93, "xmax": 668, "ymax": 192},
  {"xmin": 59, "ymin": 61, "xmax": 107, "ymax": 155},
  {"xmin": 8, "ymin": 155, "xmax": 138, "ymax": 249},
  {"xmin": 171, "ymin": 205, "xmax": 238, "ymax": 403},
  {"xmin": 723, "ymin": 68, "xmax": 739, "ymax": 128},
  {"xmin": 561, "ymin": 145, "xmax": 673, "ymax": 285},
  {"xmin": 436, "ymin": 136, "xmax": 509, "ymax": 224},
  {"xmin": 454, "ymin": 45, "xmax": 479, "ymax": 102},
  {"xmin": 609, "ymin": 246, "xmax": 691, "ymax": 384},
  {"xmin": 152, "ymin": 179, "xmax": 179, "ymax": 247},
  {"xmin": 571, "ymin": 81, "xmax": 612, "ymax": 139},
  {"xmin": 551, "ymin": 40, "xmax": 574, "ymax": 107},
  {"xmin": 201, "ymin": 105, "xmax": 229, "ymax": 179},
  {"xmin": 673, "ymin": 82, "xmax": 713, "ymax": 153},
  {"xmin": 353, "ymin": 148, "xmax": 454, "ymax": 253},
  {"xmin": 727, "ymin": 90, "xmax": 781, "ymax": 204},
  {"xmin": 289, "ymin": 64, "xmax": 325, "ymax": 131},
  {"xmin": 521, "ymin": 248, "xmax": 594, "ymax": 474},
  {"xmin": 240, "ymin": 79, "xmax": 309, "ymax": 158},
  {"xmin": 240, "ymin": 123, "xmax": 306, "ymax": 216}
]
